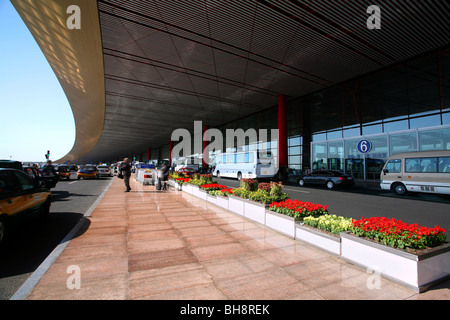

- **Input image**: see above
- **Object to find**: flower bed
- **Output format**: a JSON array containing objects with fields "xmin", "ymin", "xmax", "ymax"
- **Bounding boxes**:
[
  {"xmin": 200, "ymin": 183, "xmax": 228, "ymax": 192},
  {"xmin": 302, "ymin": 214, "xmax": 353, "ymax": 236},
  {"xmin": 351, "ymin": 217, "xmax": 446, "ymax": 251},
  {"xmin": 176, "ymin": 177, "xmax": 191, "ymax": 185},
  {"xmin": 232, "ymin": 181, "xmax": 288, "ymax": 204},
  {"xmin": 269, "ymin": 199, "xmax": 328, "ymax": 220}
]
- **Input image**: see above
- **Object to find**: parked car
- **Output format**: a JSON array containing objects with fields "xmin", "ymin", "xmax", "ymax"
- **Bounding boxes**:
[
  {"xmin": 297, "ymin": 170, "xmax": 355, "ymax": 190},
  {"xmin": 177, "ymin": 166, "xmax": 197, "ymax": 176},
  {"xmin": 23, "ymin": 166, "xmax": 43, "ymax": 184},
  {"xmin": 77, "ymin": 165, "xmax": 99, "ymax": 179},
  {"xmin": 56, "ymin": 165, "xmax": 71, "ymax": 180},
  {"xmin": 97, "ymin": 165, "xmax": 113, "ymax": 177},
  {"xmin": 0, "ymin": 168, "xmax": 51, "ymax": 244},
  {"xmin": 0, "ymin": 160, "xmax": 23, "ymax": 171}
]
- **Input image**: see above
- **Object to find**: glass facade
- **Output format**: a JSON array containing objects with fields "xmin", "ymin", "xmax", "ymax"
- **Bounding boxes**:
[{"xmin": 165, "ymin": 47, "xmax": 450, "ymax": 182}]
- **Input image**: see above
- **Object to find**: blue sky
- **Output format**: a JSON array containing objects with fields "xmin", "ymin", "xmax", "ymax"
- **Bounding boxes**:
[{"xmin": 0, "ymin": 0, "xmax": 75, "ymax": 163}]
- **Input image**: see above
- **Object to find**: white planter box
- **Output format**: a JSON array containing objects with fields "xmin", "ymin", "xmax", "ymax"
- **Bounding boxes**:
[
  {"xmin": 215, "ymin": 195, "xmax": 229, "ymax": 210},
  {"xmin": 197, "ymin": 189, "xmax": 208, "ymax": 201},
  {"xmin": 265, "ymin": 210, "xmax": 296, "ymax": 238},
  {"xmin": 244, "ymin": 200, "xmax": 267, "ymax": 225},
  {"xmin": 340, "ymin": 232, "xmax": 450, "ymax": 292},
  {"xmin": 183, "ymin": 184, "xmax": 193, "ymax": 194},
  {"xmin": 228, "ymin": 195, "xmax": 245, "ymax": 216},
  {"xmin": 191, "ymin": 185, "xmax": 201, "ymax": 198},
  {"xmin": 206, "ymin": 193, "xmax": 217, "ymax": 205},
  {"xmin": 295, "ymin": 223, "xmax": 341, "ymax": 256}
]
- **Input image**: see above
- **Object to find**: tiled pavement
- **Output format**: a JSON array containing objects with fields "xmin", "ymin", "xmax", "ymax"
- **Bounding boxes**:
[{"xmin": 22, "ymin": 176, "xmax": 450, "ymax": 300}]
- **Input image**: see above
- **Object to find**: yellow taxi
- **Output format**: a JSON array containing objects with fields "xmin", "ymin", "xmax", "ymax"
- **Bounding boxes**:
[
  {"xmin": 0, "ymin": 168, "xmax": 51, "ymax": 244},
  {"xmin": 57, "ymin": 165, "xmax": 71, "ymax": 180},
  {"xmin": 77, "ymin": 165, "xmax": 99, "ymax": 179}
]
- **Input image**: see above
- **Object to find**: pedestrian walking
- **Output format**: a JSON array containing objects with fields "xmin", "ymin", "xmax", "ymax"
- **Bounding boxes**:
[{"xmin": 120, "ymin": 158, "xmax": 132, "ymax": 192}]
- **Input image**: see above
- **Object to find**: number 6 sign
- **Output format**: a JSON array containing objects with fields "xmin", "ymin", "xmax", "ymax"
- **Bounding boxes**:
[{"xmin": 357, "ymin": 139, "xmax": 372, "ymax": 154}]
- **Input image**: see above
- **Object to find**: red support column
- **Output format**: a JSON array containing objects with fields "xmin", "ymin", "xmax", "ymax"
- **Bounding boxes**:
[
  {"xmin": 278, "ymin": 94, "xmax": 288, "ymax": 170},
  {"xmin": 202, "ymin": 124, "xmax": 209, "ymax": 169}
]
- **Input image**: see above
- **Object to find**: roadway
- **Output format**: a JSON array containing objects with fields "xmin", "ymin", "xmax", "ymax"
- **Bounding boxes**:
[{"xmin": 0, "ymin": 173, "xmax": 113, "ymax": 300}]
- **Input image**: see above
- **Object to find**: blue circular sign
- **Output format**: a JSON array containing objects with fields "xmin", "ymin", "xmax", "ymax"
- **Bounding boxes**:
[{"xmin": 357, "ymin": 139, "xmax": 372, "ymax": 153}]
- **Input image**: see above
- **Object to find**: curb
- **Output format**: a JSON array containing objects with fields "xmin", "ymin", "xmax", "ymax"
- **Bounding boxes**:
[{"xmin": 10, "ymin": 178, "xmax": 115, "ymax": 300}]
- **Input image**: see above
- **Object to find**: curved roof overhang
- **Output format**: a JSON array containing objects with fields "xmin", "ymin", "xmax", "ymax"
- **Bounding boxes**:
[{"xmin": 11, "ymin": 0, "xmax": 105, "ymax": 163}]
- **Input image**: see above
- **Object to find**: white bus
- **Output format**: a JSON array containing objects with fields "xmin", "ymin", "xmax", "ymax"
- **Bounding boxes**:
[
  {"xmin": 212, "ymin": 150, "xmax": 277, "ymax": 180},
  {"xmin": 380, "ymin": 150, "xmax": 450, "ymax": 195}
]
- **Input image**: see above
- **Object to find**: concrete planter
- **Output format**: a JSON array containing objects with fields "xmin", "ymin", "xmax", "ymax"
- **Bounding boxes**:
[
  {"xmin": 340, "ymin": 232, "xmax": 450, "ymax": 292},
  {"xmin": 206, "ymin": 193, "xmax": 217, "ymax": 205},
  {"xmin": 191, "ymin": 185, "xmax": 201, "ymax": 198},
  {"xmin": 244, "ymin": 200, "xmax": 267, "ymax": 225},
  {"xmin": 183, "ymin": 184, "xmax": 193, "ymax": 194},
  {"xmin": 215, "ymin": 194, "xmax": 229, "ymax": 210},
  {"xmin": 265, "ymin": 209, "xmax": 296, "ymax": 238},
  {"xmin": 228, "ymin": 195, "xmax": 245, "ymax": 216},
  {"xmin": 295, "ymin": 223, "xmax": 341, "ymax": 256},
  {"xmin": 197, "ymin": 188, "xmax": 208, "ymax": 201}
]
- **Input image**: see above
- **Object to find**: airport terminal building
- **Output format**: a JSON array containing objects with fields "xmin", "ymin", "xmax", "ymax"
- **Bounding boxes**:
[{"xmin": 11, "ymin": 0, "xmax": 450, "ymax": 183}]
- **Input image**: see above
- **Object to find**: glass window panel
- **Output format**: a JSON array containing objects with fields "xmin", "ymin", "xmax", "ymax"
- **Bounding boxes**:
[
  {"xmin": 288, "ymin": 136, "xmax": 302, "ymax": 146},
  {"xmin": 443, "ymin": 112, "xmax": 450, "ymax": 125},
  {"xmin": 363, "ymin": 124, "xmax": 383, "ymax": 135},
  {"xmin": 327, "ymin": 141, "xmax": 344, "ymax": 171},
  {"xmin": 288, "ymin": 156, "xmax": 301, "ymax": 165},
  {"xmin": 327, "ymin": 130, "xmax": 342, "ymax": 140},
  {"xmin": 343, "ymin": 126, "xmax": 361, "ymax": 138},
  {"xmin": 383, "ymin": 119, "xmax": 409, "ymax": 133},
  {"xmin": 288, "ymin": 146, "xmax": 301, "ymax": 155},
  {"xmin": 344, "ymin": 139, "xmax": 363, "ymax": 160},
  {"xmin": 312, "ymin": 143, "xmax": 327, "ymax": 170},
  {"xmin": 312, "ymin": 132, "xmax": 326, "ymax": 142},
  {"xmin": 366, "ymin": 136, "xmax": 388, "ymax": 159},
  {"xmin": 389, "ymin": 132, "xmax": 418, "ymax": 156},
  {"xmin": 410, "ymin": 114, "xmax": 441, "ymax": 129},
  {"xmin": 419, "ymin": 128, "xmax": 450, "ymax": 151}
]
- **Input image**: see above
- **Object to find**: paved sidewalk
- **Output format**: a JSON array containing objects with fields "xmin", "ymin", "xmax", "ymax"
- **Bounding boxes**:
[{"xmin": 22, "ymin": 176, "xmax": 450, "ymax": 300}]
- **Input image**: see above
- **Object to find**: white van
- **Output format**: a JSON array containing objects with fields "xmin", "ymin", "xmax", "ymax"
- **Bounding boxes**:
[{"xmin": 380, "ymin": 150, "xmax": 450, "ymax": 195}]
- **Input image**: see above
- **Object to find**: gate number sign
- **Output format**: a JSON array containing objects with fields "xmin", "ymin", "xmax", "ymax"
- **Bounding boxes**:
[{"xmin": 357, "ymin": 139, "xmax": 372, "ymax": 154}]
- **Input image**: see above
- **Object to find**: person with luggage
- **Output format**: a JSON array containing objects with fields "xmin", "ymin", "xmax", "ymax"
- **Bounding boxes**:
[
  {"xmin": 158, "ymin": 163, "xmax": 170, "ymax": 191},
  {"xmin": 120, "ymin": 158, "xmax": 132, "ymax": 192}
]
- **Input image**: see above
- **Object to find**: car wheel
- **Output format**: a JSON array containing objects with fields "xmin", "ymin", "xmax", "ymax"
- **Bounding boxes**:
[
  {"xmin": 298, "ymin": 179, "xmax": 305, "ymax": 187},
  {"xmin": 237, "ymin": 172, "xmax": 242, "ymax": 181},
  {"xmin": 77, "ymin": 176, "xmax": 81, "ymax": 180},
  {"xmin": 393, "ymin": 183, "xmax": 407, "ymax": 196},
  {"xmin": 326, "ymin": 181, "xmax": 335, "ymax": 190},
  {"xmin": 217, "ymin": 171, "xmax": 221, "ymax": 178}
]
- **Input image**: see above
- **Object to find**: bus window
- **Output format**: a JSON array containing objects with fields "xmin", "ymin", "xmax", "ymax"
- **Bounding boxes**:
[
  {"xmin": 438, "ymin": 157, "xmax": 450, "ymax": 173},
  {"xmin": 237, "ymin": 153, "xmax": 245, "ymax": 163},
  {"xmin": 406, "ymin": 158, "xmax": 437, "ymax": 173},
  {"xmin": 384, "ymin": 159, "xmax": 401, "ymax": 173},
  {"xmin": 226, "ymin": 154, "xmax": 234, "ymax": 164}
]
